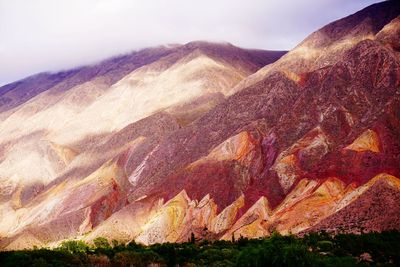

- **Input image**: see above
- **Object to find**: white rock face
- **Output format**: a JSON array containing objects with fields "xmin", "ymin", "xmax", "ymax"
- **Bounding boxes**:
[{"xmin": 0, "ymin": 47, "xmax": 253, "ymax": 205}]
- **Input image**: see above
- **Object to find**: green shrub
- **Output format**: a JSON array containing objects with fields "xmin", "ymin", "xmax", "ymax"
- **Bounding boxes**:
[
  {"xmin": 58, "ymin": 240, "xmax": 89, "ymax": 254},
  {"xmin": 93, "ymin": 237, "xmax": 111, "ymax": 250}
]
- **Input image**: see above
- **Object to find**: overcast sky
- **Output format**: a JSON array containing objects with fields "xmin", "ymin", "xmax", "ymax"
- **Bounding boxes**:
[{"xmin": 0, "ymin": 0, "xmax": 381, "ymax": 86}]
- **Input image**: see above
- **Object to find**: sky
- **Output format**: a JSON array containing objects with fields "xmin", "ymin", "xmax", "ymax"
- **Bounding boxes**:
[{"xmin": 0, "ymin": 0, "xmax": 381, "ymax": 86}]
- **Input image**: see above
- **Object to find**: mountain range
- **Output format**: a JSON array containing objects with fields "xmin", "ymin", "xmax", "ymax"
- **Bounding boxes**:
[{"xmin": 0, "ymin": 1, "xmax": 399, "ymax": 250}]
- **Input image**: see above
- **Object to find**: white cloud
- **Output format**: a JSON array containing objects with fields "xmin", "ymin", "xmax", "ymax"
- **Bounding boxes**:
[{"xmin": 0, "ymin": 0, "xmax": 380, "ymax": 85}]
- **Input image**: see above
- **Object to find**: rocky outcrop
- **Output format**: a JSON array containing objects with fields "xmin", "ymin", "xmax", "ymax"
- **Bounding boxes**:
[
  {"xmin": 307, "ymin": 174, "xmax": 400, "ymax": 234},
  {"xmin": 345, "ymin": 129, "xmax": 381, "ymax": 153},
  {"xmin": 222, "ymin": 196, "xmax": 271, "ymax": 240}
]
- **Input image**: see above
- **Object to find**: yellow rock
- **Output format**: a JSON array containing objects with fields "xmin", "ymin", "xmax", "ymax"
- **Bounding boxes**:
[
  {"xmin": 269, "ymin": 178, "xmax": 347, "ymax": 234},
  {"xmin": 188, "ymin": 131, "xmax": 256, "ymax": 169},
  {"xmin": 210, "ymin": 195, "xmax": 245, "ymax": 234},
  {"xmin": 274, "ymin": 154, "xmax": 299, "ymax": 193},
  {"xmin": 222, "ymin": 196, "xmax": 271, "ymax": 240},
  {"xmin": 283, "ymin": 70, "xmax": 301, "ymax": 83},
  {"xmin": 191, "ymin": 194, "xmax": 218, "ymax": 229},
  {"xmin": 135, "ymin": 190, "xmax": 190, "ymax": 244},
  {"xmin": 345, "ymin": 129, "xmax": 380, "ymax": 153}
]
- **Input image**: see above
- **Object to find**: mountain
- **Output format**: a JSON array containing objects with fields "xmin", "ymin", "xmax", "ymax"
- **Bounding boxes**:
[
  {"xmin": 0, "ymin": 41, "xmax": 285, "ymax": 249},
  {"xmin": 1, "ymin": 1, "xmax": 400, "ymax": 250}
]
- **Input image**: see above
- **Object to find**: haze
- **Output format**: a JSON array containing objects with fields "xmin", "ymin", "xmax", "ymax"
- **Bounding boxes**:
[{"xmin": 0, "ymin": 0, "xmax": 380, "ymax": 86}]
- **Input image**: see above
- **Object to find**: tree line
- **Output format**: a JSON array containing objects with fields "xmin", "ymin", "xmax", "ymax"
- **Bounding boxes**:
[{"xmin": 0, "ymin": 230, "xmax": 399, "ymax": 266}]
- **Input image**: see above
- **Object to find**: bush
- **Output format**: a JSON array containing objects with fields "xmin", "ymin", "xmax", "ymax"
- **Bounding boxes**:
[
  {"xmin": 93, "ymin": 237, "xmax": 111, "ymax": 250},
  {"xmin": 58, "ymin": 240, "xmax": 89, "ymax": 254}
]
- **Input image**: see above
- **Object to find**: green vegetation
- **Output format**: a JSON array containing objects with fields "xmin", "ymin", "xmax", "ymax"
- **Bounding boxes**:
[{"xmin": 1, "ymin": 230, "xmax": 399, "ymax": 266}]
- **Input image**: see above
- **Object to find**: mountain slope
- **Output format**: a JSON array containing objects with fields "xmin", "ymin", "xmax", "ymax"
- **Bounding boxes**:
[
  {"xmin": 103, "ymin": 1, "xmax": 400, "ymax": 244},
  {"xmin": 233, "ymin": 0, "xmax": 400, "ymax": 94},
  {"xmin": 0, "ymin": 47, "xmax": 175, "ymax": 120},
  {"xmin": 0, "ymin": 42, "xmax": 285, "ymax": 249},
  {"xmin": 307, "ymin": 174, "xmax": 400, "ymax": 234}
]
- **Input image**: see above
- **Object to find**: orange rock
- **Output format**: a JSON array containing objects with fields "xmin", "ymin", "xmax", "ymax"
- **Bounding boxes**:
[
  {"xmin": 222, "ymin": 196, "xmax": 271, "ymax": 240},
  {"xmin": 210, "ymin": 195, "xmax": 245, "ymax": 234},
  {"xmin": 135, "ymin": 190, "xmax": 190, "ymax": 245},
  {"xmin": 345, "ymin": 129, "xmax": 380, "ymax": 153},
  {"xmin": 268, "ymin": 178, "xmax": 347, "ymax": 234},
  {"xmin": 188, "ymin": 131, "xmax": 256, "ymax": 168}
]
